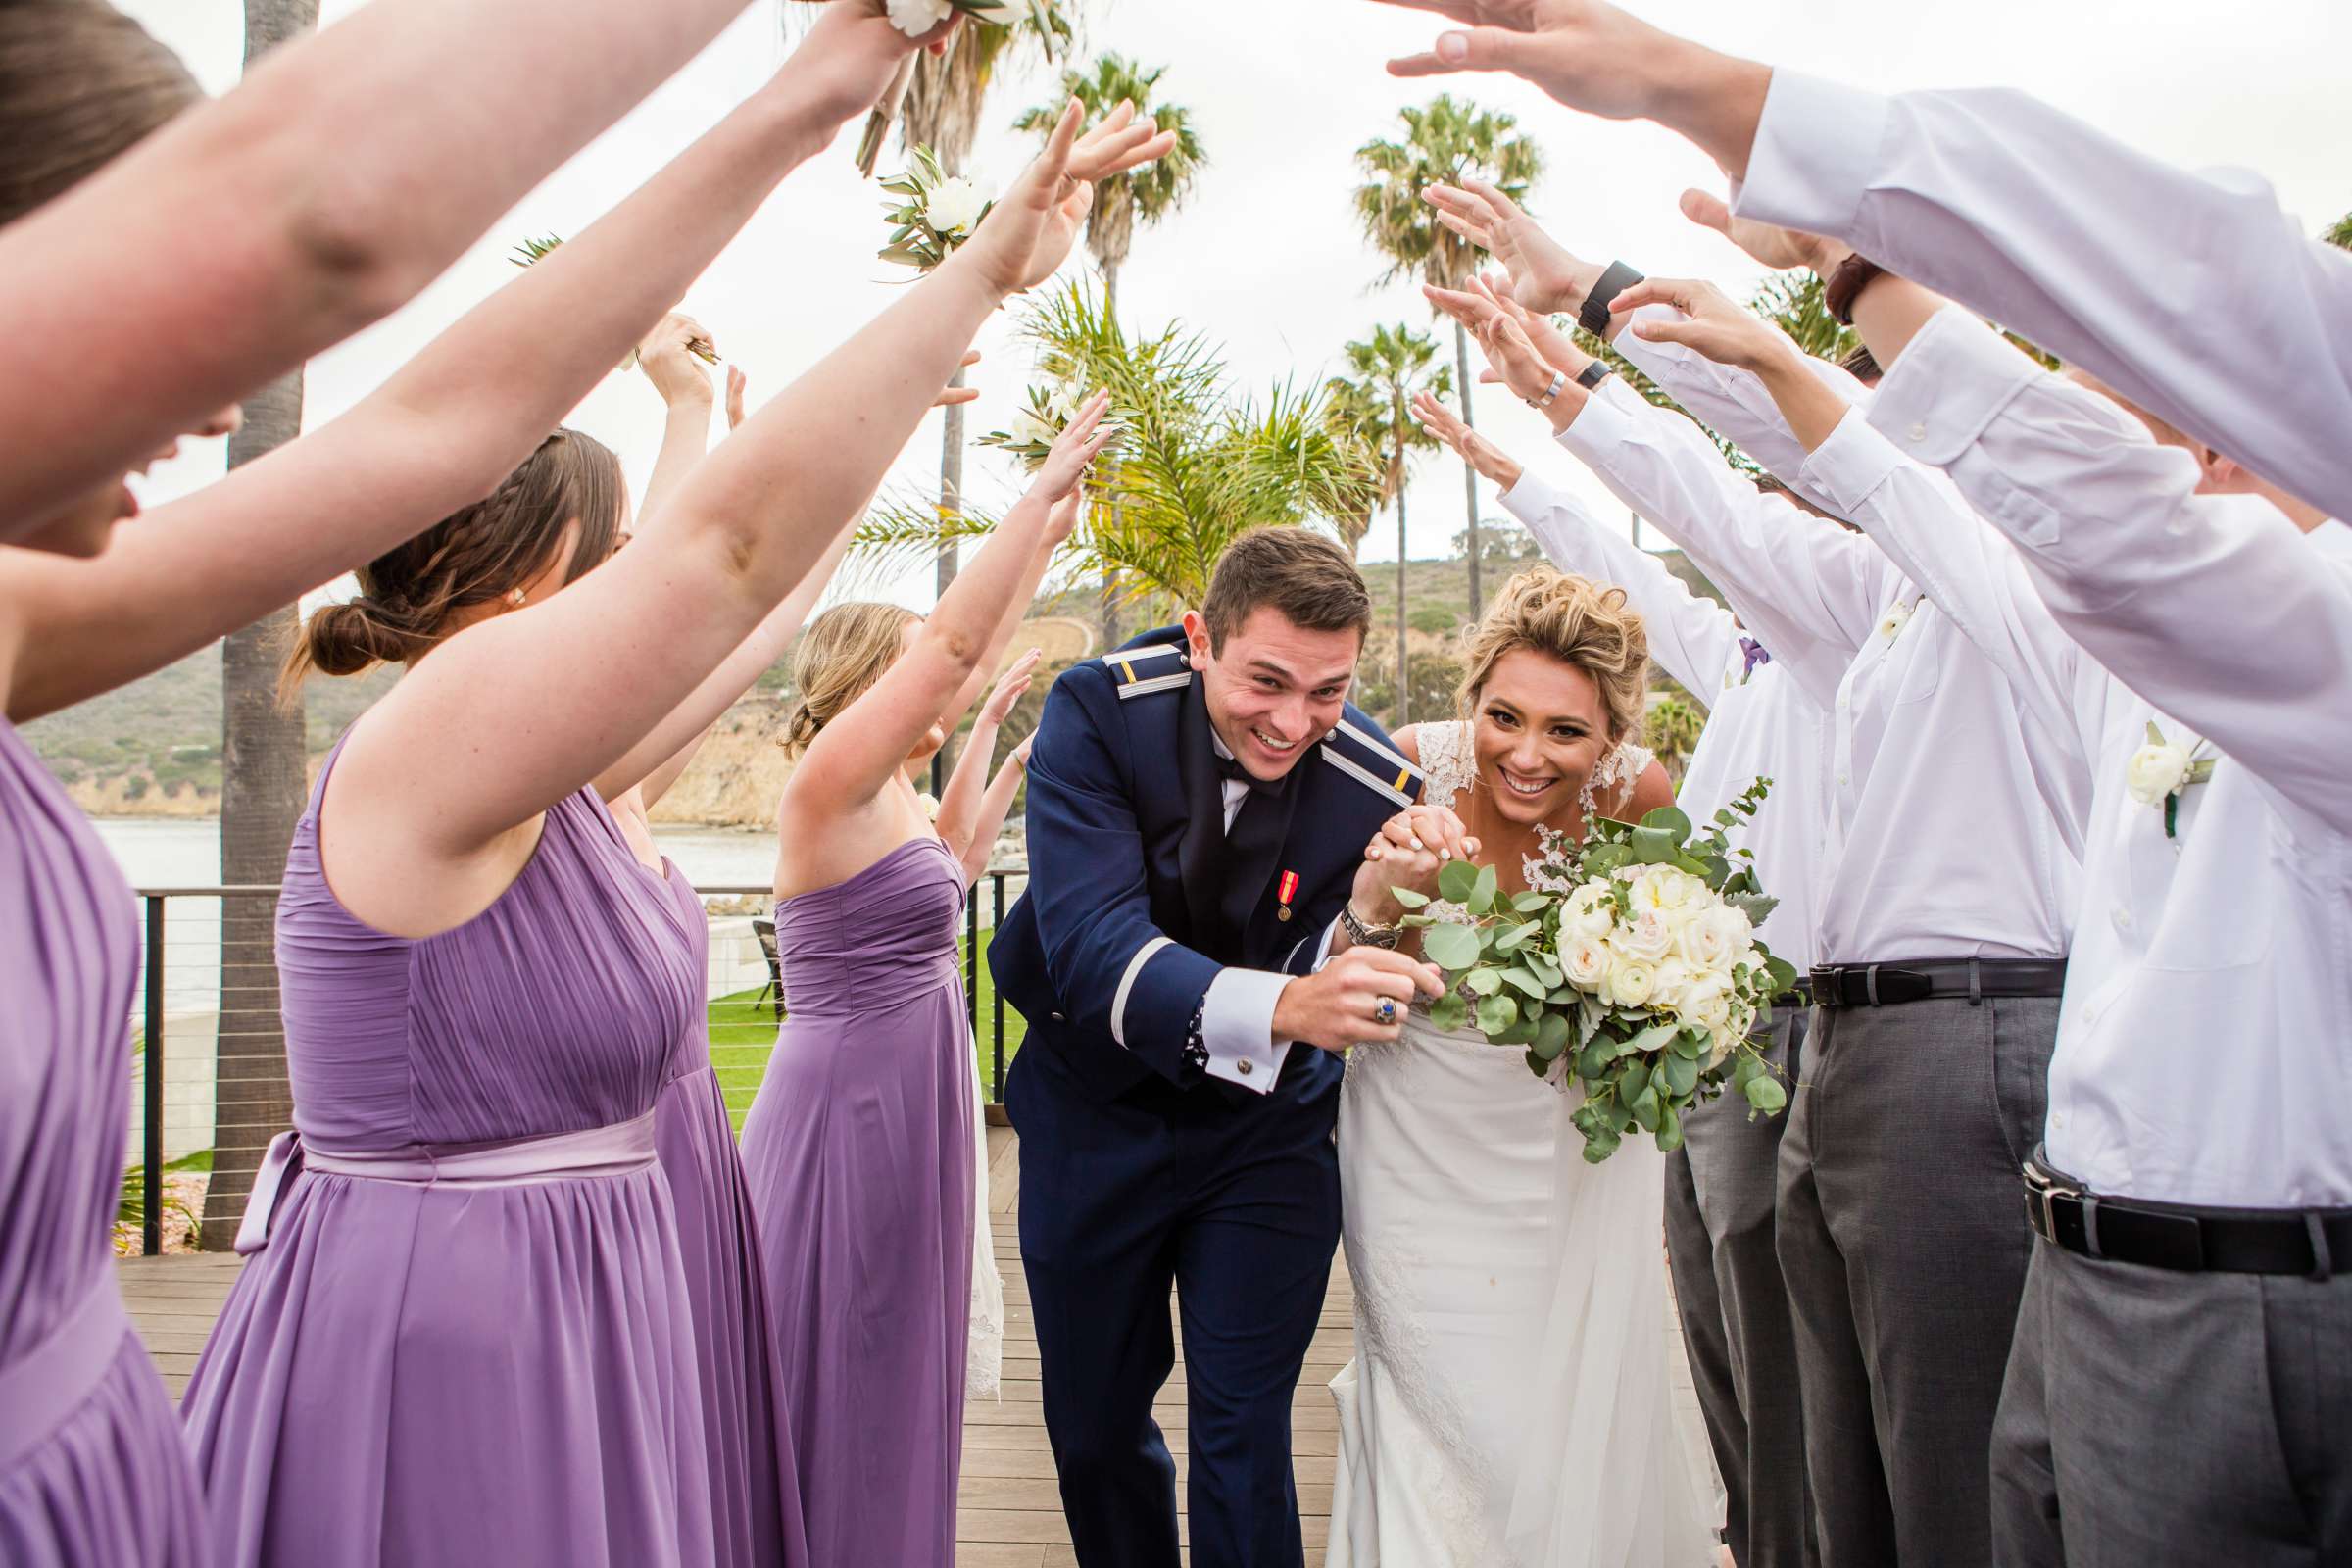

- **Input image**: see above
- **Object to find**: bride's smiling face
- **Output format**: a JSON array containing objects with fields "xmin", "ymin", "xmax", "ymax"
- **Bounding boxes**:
[{"xmin": 1468, "ymin": 648, "xmax": 1614, "ymax": 827}]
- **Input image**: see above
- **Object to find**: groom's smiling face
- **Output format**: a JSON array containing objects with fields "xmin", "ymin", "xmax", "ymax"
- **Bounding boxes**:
[{"xmin": 1182, "ymin": 607, "xmax": 1361, "ymax": 782}]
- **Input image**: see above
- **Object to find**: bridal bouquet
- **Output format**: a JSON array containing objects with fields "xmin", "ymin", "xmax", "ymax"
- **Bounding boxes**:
[
  {"xmin": 878, "ymin": 147, "xmax": 994, "ymax": 271},
  {"xmin": 1394, "ymin": 779, "xmax": 1796, "ymax": 1163}
]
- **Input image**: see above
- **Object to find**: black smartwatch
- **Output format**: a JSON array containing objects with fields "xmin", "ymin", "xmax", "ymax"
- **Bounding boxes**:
[
  {"xmin": 1574, "ymin": 360, "xmax": 1612, "ymax": 391},
  {"xmin": 1578, "ymin": 260, "xmax": 1645, "ymax": 337}
]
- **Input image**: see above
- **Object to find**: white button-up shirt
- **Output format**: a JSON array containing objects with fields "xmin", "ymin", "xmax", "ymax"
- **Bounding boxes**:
[
  {"xmin": 1195, "ymin": 731, "xmax": 1329, "ymax": 1092},
  {"xmin": 1497, "ymin": 466, "xmax": 1829, "ymax": 972},
  {"xmin": 1732, "ymin": 68, "xmax": 2352, "ymax": 521},
  {"xmin": 1553, "ymin": 376, "xmax": 2086, "ymax": 962},
  {"xmin": 1865, "ymin": 305, "xmax": 2352, "ymax": 1208}
]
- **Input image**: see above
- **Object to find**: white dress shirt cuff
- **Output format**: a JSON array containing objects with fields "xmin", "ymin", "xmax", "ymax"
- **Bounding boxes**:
[
  {"xmin": 1497, "ymin": 466, "xmax": 1564, "ymax": 524},
  {"xmin": 1796, "ymin": 407, "xmax": 1909, "ymax": 517},
  {"xmin": 1866, "ymin": 305, "xmax": 2044, "ymax": 468},
  {"xmin": 1199, "ymin": 966, "xmax": 1297, "ymax": 1095},
  {"xmin": 1732, "ymin": 69, "xmax": 1892, "ymax": 242},
  {"xmin": 1553, "ymin": 383, "xmax": 1644, "ymax": 467}
]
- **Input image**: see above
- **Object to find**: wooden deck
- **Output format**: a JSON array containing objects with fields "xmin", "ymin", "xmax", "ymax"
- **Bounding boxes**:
[{"xmin": 121, "ymin": 1127, "xmax": 1710, "ymax": 1566}]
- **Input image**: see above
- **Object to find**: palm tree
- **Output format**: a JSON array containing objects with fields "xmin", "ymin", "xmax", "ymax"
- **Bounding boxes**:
[
  {"xmin": 1015, "ymin": 55, "xmax": 1205, "ymax": 650},
  {"xmin": 2328, "ymin": 210, "xmax": 2352, "ymax": 249},
  {"xmin": 204, "ymin": 0, "xmax": 318, "ymax": 1251},
  {"xmin": 1354, "ymin": 96, "xmax": 1543, "ymax": 619},
  {"xmin": 1328, "ymin": 324, "xmax": 1448, "ymax": 723},
  {"xmin": 858, "ymin": 281, "xmax": 1381, "ymax": 610}
]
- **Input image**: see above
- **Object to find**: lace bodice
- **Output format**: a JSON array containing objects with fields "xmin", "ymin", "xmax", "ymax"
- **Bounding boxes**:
[{"xmin": 1409, "ymin": 721, "xmax": 1654, "ymax": 929}]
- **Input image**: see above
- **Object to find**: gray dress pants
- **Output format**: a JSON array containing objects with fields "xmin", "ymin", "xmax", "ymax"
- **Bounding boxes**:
[
  {"xmin": 1773, "ymin": 994, "xmax": 2056, "ymax": 1568},
  {"xmin": 1992, "ymin": 1222, "xmax": 2352, "ymax": 1566},
  {"xmin": 1666, "ymin": 1010, "xmax": 1817, "ymax": 1567}
]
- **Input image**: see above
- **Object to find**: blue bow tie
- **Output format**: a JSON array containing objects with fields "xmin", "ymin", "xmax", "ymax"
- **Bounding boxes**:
[{"xmin": 1740, "ymin": 636, "xmax": 1772, "ymax": 678}]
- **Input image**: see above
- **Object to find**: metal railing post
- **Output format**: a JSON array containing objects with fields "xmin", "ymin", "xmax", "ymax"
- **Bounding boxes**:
[
  {"xmin": 142, "ymin": 895, "xmax": 166, "ymax": 1257},
  {"xmin": 991, "ymin": 872, "xmax": 1006, "ymax": 1102},
  {"xmin": 965, "ymin": 890, "xmax": 980, "ymax": 1036}
]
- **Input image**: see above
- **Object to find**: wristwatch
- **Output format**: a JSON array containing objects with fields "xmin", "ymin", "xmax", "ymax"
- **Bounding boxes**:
[
  {"xmin": 1574, "ymin": 359, "xmax": 1612, "ymax": 391},
  {"xmin": 1578, "ymin": 260, "xmax": 1645, "ymax": 337},
  {"xmin": 1340, "ymin": 902, "xmax": 1403, "ymax": 950},
  {"xmin": 1824, "ymin": 253, "xmax": 1886, "ymax": 326}
]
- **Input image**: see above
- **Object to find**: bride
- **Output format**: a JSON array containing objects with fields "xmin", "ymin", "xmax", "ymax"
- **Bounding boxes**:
[{"xmin": 1328, "ymin": 565, "xmax": 1720, "ymax": 1566}]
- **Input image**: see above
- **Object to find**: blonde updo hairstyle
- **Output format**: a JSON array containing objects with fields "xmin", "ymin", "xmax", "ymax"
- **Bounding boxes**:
[
  {"xmin": 781, "ymin": 601, "xmax": 922, "ymax": 758},
  {"xmin": 1455, "ymin": 565, "xmax": 1649, "ymax": 747}
]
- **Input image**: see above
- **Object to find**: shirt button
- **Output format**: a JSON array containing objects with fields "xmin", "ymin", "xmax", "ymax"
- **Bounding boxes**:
[
  {"xmin": 2111, "ymin": 906, "xmax": 2133, "ymax": 932},
  {"xmin": 1050, "ymin": 1011, "xmax": 1066, "ymax": 1023},
  {"xmin": 1238, "ymin": 1058, "xmax": 1254, "ymax": 1076},
  {"xmin": 1907, "ymin": 421, "xmax": 1928, "ymax": 443}
]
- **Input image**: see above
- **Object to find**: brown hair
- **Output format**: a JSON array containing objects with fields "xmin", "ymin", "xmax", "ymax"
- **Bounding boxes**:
[
  {"xmin": 1455, "ymin": 566, "xmax": 1649, "ymax": 744},
  {"xmin": 780, "ymin": 601, "xmax": 921, "ymax": 757},
  {"xmin": 280, "ymin": 429, "xmax": 625, "ymax": 699},
  {"xmin": 0, "ymin": 0, "xmax": 203, "ymax": 231},
  {"xmin": 1199, "ymin": 527, "xmax": 1373, "ymax": 652},
  {"xmin": 1835, "ymin": 342, "xmax": 1882, "ymax": 386}
]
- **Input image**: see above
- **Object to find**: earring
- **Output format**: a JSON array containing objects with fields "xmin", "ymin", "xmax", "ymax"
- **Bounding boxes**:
[{"xmin": 506, "ymin": 588, "xmax": 527, "ymax": 608}]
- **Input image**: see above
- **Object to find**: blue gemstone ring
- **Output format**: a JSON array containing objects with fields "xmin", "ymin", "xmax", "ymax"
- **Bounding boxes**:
[{"xmin": 1375, "ymin": 999, "xmax": 1397, "ymax": 1026}]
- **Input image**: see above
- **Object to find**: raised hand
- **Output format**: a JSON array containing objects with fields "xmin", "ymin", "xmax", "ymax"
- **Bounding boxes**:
[
  {"xmin": 1030, "ymin": 388, "xmax": 1117, "ymax": 506},
  {"xmin": 1274, "ymin": 944, "xmax": 1447, "ymax": 1054},
  {"xmin": 1353, "ymin": 803, "xmax": 1481, "ymax": 922},
  {"xmin": 780, "ymin": 0, "xmax": 957, "ymax": 131},
  {"xmin": 1680, "ymin": 188, "xmax": 1850, "ymax": 276},
  {"xmin": 1067, "ymin": 100, "xmax": 1177, "ymax": 185},
  {"xmin": 1424, "ymin": 282, "xmax": 1569, "ymax": 416},
  {"xmin": 1607, "ymin": 276, "xmax": 1803, "ymax": 375},
  {"xmin": 1410, "ymin": 391, "xmax": 1523, "ymax": 491},
  {"xmin": 957, "ymin": 100, "xmax": 1175, "ymax": 296},
  {"xmin": 979, "ymin": 647, "xmax": 1045, "ymax": 727},
  {"xmin": 637, "ymin": 313, "xmax": 717, "ymax": 408},
  {"xmin": 1424, "ymin": 179, "xmax": 1600, "ymax": 317}
]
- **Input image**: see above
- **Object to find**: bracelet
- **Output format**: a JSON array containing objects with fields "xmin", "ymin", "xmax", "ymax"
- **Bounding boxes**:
[
  {"xmin": 1824, "ymin": 253, "xmax": 1886, "ymax": 326},
  {"xmin": 1575, "ymin": 360, "xmax": 1612, "ymax": 391},
  {"xmin": 1578, "ymin": 259, "xmax": 1646, "ymax": 336},
  {"xmin": 1340, "ymin": 902, "xmax": 1402, "ymax": 950},
  {"xmin": 1527, "ymin": 369, "xmax": 1566, "ymax": 410}
]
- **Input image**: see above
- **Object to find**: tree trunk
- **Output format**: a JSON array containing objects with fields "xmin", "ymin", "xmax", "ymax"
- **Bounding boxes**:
[
  {"xmin": 200, "ymin": 0, "xmax": 318, "ymax": 1252},
  {"xmin": 1395, "ymin": 423, "xmax": 1410, "ymax": 728},
  {"xmin": 1098, "ymin": 261, "xmax": 1122, "ymax": 653},
  {"xmin": 1452, "ymin": 318, "xmax": 1481, "ymax": 620}
]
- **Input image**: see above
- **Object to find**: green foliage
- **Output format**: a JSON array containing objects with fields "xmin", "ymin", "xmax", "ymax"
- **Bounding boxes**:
[
  {"xmin": 1325, "ymin": 321, "xmax": 1452, "ymax": 553},
  {"xmin": 1355, "ymin": 646, "xmax": 1465, "ymax": 731},
  {"xmin": 1408, "ymin": 605, "xmax": 1462, "ymax": 636},
  {"xmin": 876, "ymin": 145, "xmax": 992, "ymax": 270},
  {"xmin": 2327, "ymin": 210, "xmax": 2352, "ymax": 250},
  {"xmin": 1353, "ymin": 95, "xmax": 1544, "ymax": 293},
  {"xmin": 1395, "ymin": 777, "xmax": 1795, "ymax": 1162},
  {"xmin": 1014, "ymin": 53, "xmax": 1205, "ymax": 278},
  {"xmin": 1644, "ymin": 693, "xmax": 1706, "ymax": 781}
]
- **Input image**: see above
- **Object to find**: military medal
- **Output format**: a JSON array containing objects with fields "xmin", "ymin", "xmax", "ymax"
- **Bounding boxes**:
[{"xmin": 1276, "ymin": 869, "xmax": 1298, "ymax": 921}]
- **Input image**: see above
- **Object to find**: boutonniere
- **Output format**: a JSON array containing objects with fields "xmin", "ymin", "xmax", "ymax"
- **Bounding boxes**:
[
  {"xmin": 1874, "ymin": 597, "xmax": 1919, "ymax": 645},
  {"xmin": 2125, "ymin": 721, "xmax": 2216, "ymax": 839},
  {"xmin": 917, "ymin": 792, "xmax": 942, "ymax": 822},
  {"xmin": 878, "ymin": 147, "xmax": 994, "ymax": 272}
]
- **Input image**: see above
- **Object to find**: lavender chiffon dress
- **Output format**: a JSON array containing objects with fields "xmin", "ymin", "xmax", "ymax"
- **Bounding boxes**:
[
  {"xmin": 0, "ymin": 719, "xmax": 209, "ymax": 1568},
  {"xmin": 740, "ymin": 835, "xmax": 977, "ymax": 1565},
  {"xmin": 180, "ymin": 746, "xmax": 715, "ymax": 1567},
  {"xmin": 645, "ymin": 862, "xmax": 807, "ymax": 1568}
]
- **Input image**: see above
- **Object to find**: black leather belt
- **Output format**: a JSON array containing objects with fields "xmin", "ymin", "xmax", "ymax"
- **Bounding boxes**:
[
  {"xmin": 1776, "ymin": 978, "xmax": 1814, "ymax": 1006},
  {"xmin": 2024, "ymin": 1155, "xmax": 2352, "ymax": 1279},
  {"xmin": 1808, "ymin": 957, "xmax": 2065, "ymax": 1008}
]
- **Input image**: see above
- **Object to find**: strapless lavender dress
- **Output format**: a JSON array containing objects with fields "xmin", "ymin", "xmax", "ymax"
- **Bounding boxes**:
[
  {"xmin": 646, "ymin": 862, "xmax": 807, "ymax": 1568},
  {"xmin": 739, "ymin": 835, "xmax": 977, "ymax": 1566},
  {"xmin": 180, "ymin": 746, "xmax": 714, "ymax": 1567},
  {"xmin": 0, "ymin": 718, "xmax": 209, "ymax": 1568}
]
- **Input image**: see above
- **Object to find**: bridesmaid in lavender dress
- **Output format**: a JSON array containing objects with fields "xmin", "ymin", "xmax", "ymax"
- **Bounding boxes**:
[{"xmin": 742, "ymin": 391, "xmax": 1113, "ymax": 1563}]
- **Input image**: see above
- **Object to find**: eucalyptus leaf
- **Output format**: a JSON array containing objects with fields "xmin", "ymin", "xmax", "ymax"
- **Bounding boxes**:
[
  {"xmin": 1496, "ymin": 1014, "xmax": 1540, "ymax": 1046},
  {"xmin": 1422, "ymin": 923, "xmax": 1482, "ymax": 971},
  {"xmin": 1534, "ymin": 1011, "xmax": 1573, "ymax": 1060},
  {"xmin": 1763, "ymin": 954, "xmax": 1799, "ymax": 993},
  {"xmin": 1730, "ymin": 1051, "xmax": 1763, "ymax": 1090},
  {"xmin": 1620, "ymin": 1059, "xmax": 1652, "ymax": 1104},
  {"xmin": 1429, "ymin": 991, "xmax": 1470, "ymax": 1032},
  {"xmin": 1641, "ymin": 805, "xmax": 1694, "ymax": 844},
  {"xmin": 1582, "ymin": 1127, "xmax": 1623, "ymax": 1164},
  {"xmin": 1630, "ymin": 1084, "xmax": 1661, "ymax": 1134},
  {"xmin": 1501, "ymin": 966, "xmax": 1546, "ymax": 999},
  {"xmin": 1469, "ymin": 863, "xmax": 1499, "ymax": 915},
  {"xmin": 1390, "ymin": 886, "xmax": 1433, "ymax": 908},
  {"xmin": 1744, "ymin": 1075, "xmax": 1788, "ymax": 1114},
  {"xmin": 1466, "ymin": 967, "xmax": 1502, "ymax": 997},
  {"xmin": 1577, "ymin": 1040, "xmax": 1613, "ymax": 1079},
  {"xmin": 1475, "ymin": 993, "xmax": 1519, "ymax": 1036},
  {"xmin": 1670, "ymin": 1027, "xmax": 1706, "ymax": 1060},
  {"xmin": 1511, "ymin": 891, "xmax": 1551, "ymax": 913},
  {"xmin": 1654, "ymin": 1100, "xmax": 1684, "ymax": 1152},
  {"xmin": 1437, "ymin": 858, "xmax": 1480, "ymax": 905},
  {"xmin": 1729, "ymin": 892, "xmax": 1782, "ymax": 927},
  {"xmin": 1661, "ymin": 1051, "xmax": 1700, "ymax": 1098},
  {"xmin": 1629, "ymin": 826, "xmax": 1680, "ymax": 865},
  {"xmin": 1586, "ymin": 843, "xmax": 1632, "ymax": 877}
]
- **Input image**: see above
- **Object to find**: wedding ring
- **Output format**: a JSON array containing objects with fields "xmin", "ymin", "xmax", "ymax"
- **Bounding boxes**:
[{"xmin": 1375, "ymin": 999, "xmax": 1398, "ymax": 1026}]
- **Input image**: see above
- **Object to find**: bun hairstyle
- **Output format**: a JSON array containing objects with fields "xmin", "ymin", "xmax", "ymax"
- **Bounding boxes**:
[
  {"xmin": 1455, "ymin": 565, "xmax": 1650, "ymax": 746},
  {"xmin": 0, "ymin": 0, "xmax": 202, "ymax": 232},
  {"xmin": 780, "ymin": 601, "xmax": 920, "ymax": 758},
  {"xmin": 279, "ymin": 429, "xmax": 624, "ymax": 701}
]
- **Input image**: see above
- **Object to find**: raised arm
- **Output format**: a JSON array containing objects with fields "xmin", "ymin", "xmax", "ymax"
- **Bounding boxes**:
[
  {"xmin": 786, "ymin": 395, "xmax": 1110, "ymax": 823},
  {"xmin": 1, "ymin": 11, "xmax": 928, "ymax": 723},
  {"xmin": 936, "ymin": 649, "xmax": 1045, "ymax": 867},
  {"xmin": 1413, "ymin": 389, "xmax": 1740, "ymax": 702},
  {"xmin": 956, "ymin": 739, "xmax": 1033, "ymax": 887},
  {"xmin": 0, "ymin": 0, "xmax": 906, "ymax": 538}
]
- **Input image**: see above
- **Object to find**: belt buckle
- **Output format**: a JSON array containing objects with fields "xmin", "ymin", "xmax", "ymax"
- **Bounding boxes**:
[
  {"xmin": 2022, "ymin": 1162, "xmax": 2079, "ymax": 1246},
  {"xmin": 1811, "ymin": 964, "xmax": 1847, "ymax": 1008}
]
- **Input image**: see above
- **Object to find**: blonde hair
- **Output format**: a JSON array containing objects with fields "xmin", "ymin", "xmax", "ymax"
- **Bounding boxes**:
[
  {"xmin": 1455, "ymin": 566, "xmax": 1649, "ymax": 745},
  {"xmin": 781, "ymin": 601, "xmax": 920, "ymax": 757}
]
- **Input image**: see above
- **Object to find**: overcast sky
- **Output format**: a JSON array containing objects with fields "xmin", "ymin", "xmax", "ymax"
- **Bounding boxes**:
[{"xmin": 120, "ymin": 0, "xmax": 2352, "ymax": 612}]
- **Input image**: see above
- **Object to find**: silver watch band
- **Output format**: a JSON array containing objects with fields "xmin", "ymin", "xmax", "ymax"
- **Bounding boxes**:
[{"xmin": 1341, "ymin": 902, "xmax": 1402, "ymax": 950}]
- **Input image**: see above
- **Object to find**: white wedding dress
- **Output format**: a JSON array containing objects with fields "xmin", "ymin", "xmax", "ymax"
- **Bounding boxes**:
[{"xmin": 1329, "ymin": 722, "xmax": 1717, "ymax": 1567}]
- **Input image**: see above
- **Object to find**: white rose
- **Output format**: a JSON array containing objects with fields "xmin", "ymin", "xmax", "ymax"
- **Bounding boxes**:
[
  {"xmin": 924, "ymin": 174, "xmax": 992, "ymax": 236},
  {"xmin": 1007, "ymin": 407, "xmax": 1057, "ymax": 446},
  {"xmin": 1679, "ymin": 970, "xmax": 1735, "ymax": 1034},
  {"xmin": 1613, "ymin": 908, "xmax": 1674, "ymax": 962},
  {"xmin": 1629, "ymin": 864, "xmax": 1704, "ymax": 912},
  {"xmin": 1672, "ymin": 906, "xmax": 1727, "ymax": 969},
  {"xmin": 1564, "ymin": 881, "xmax": 1616, "ymax": 939},
  {"xmin": 1603, "ymin": 956, "xmax": 1658, "ymax": 1009},
  {"xmin": 1650, "ymin": 958, "xmax": 1699, "ymax": 1012},
  {"xmin": 2126, "ymin": 740, "xmax": 2195, "ymax": 807},
  {"xmin": 885, "ymin": 0, "xmax": 955, "ymax": 36},
  {"xmin": 1561, "ymin": 935, "xmax": 1609, "ymax": 991},
  {"xmin": 1690, "ymin": 905, "xmax": 1751, "ymax": 973}
]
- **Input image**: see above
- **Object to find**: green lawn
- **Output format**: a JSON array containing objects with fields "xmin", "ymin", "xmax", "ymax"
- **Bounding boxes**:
[{"xmin": 710, "ymin": 932, "xmax": 1027, "ymax": 1134}]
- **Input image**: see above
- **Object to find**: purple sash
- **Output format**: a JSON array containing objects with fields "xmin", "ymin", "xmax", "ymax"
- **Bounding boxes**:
[{"xmin": 0, "ymin": 1270, "xmax": 133, "ymax": 1472}]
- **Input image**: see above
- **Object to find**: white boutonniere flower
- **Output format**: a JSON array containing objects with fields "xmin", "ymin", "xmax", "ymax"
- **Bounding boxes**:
[
  {"xmin": 1875, "ymin": 598, "xmax": 1917, "ymax": 644},
  {"xmin": 878, "ymin": 148, "xmax": 996, "ymax": 272},
  {"xmin": 982, "ymin": 386, "xmax": 1080, "ymax": 466},
  {"xmin": 890, "ymin": 0, "xmax": 1063, "ymax": 56},
  {"xmin": 916, "ymin": 792, "xmax": 941, "ymax": 821},
  {"xmin": 2125, "ymin": 721, "xmax": 2216, "ymax": 839}
]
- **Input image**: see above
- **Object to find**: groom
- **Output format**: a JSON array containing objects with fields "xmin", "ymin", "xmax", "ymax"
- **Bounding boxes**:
[{"xmin": 991, "ymin": 527, "xmax": 1443, "ymax": 1568}]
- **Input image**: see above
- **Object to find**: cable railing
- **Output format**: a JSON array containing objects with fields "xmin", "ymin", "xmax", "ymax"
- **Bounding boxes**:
[{"xmin": 122, "ymin": 871, "xmax": 1028, "ymax": 1257}]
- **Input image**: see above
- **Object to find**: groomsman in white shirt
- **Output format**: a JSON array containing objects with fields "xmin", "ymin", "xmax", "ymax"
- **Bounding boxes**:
[
  {"xmin": 1411, "ymin": 391, "xmax": 1831, "ymax": 1568},
  {"xmin": 1425, "ymin": 242, "xmax": 2096, "ymax": 1565}
]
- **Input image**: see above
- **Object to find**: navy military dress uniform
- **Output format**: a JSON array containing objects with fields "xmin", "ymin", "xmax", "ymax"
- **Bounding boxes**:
[{"xmin": 990, "ymin": 627, "xmax": 1422, "ymax": 1568}]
